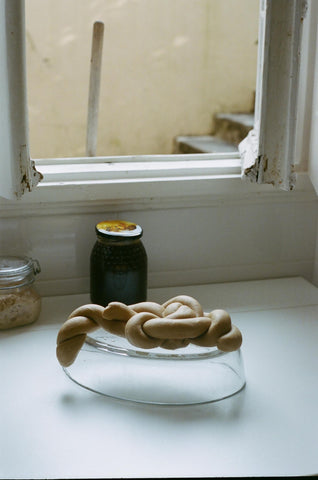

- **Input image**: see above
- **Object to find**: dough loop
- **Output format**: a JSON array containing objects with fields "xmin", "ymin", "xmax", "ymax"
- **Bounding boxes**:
[{"xmin": 56, "ymin": 295, "xmax": 242, "ymax": 367}]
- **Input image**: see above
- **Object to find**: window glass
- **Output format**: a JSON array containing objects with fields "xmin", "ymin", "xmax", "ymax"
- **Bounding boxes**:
[{"xmin": 25, "ymin": 0, "xmax": 258, "ymax": 159}]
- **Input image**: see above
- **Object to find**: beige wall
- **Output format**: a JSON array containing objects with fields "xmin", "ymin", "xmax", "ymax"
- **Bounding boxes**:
[{"xmin": 25, "ymin": 0, "xmax": 258, "ymax": 158}]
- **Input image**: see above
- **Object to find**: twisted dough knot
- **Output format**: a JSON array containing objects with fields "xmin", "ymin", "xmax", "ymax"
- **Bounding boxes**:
[{"xmin": 56, "ymin": 295, "xmax": 242, "ymax": 367}]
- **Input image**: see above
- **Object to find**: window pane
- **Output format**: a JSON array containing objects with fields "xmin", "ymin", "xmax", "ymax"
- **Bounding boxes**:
[{"xmin": 25, "ymin": 0, "xmax": 258, "ymax": 158}]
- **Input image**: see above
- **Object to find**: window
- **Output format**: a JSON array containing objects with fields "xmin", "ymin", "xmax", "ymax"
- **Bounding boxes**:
[
  {"xmin": 25, "ymin": 0, "xmax": 258, "ymax": 159},
  {"xmin": 0, "ymin": 0, "xmax": 315, "ymax": 205}
]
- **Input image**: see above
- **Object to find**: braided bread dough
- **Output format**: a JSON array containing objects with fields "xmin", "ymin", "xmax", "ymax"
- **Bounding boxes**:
[{"xmin": 56, "ymin": 295, "xmax": 242, "ymax": 367}]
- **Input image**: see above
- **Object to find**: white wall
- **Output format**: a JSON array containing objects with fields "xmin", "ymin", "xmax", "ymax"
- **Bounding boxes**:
[
  {"xmin": 0, "ymin": 192, "xmax": 316, "ymax": 296},
  {"xmin": 306, "ymin": 0, "xmax": 318, "ymax": 284},
  {"xmin": 314, "ymin": 223, "xmax": 318, "ymax": 286}
]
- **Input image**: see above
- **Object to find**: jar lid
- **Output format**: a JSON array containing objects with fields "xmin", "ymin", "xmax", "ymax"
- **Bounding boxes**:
[
  {"xmin": 0, "ymin": 256, "xmax": 41, "ymax": 278},
  {"xmin": 95, "ymin": 220, "xmax": 143, "ymax": 239}
]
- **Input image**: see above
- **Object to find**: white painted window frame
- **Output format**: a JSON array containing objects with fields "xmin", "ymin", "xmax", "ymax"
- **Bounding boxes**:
[
  {"xmin": 0, "ymin": 0, "xmax": 315, "ymax": 211},
  {"xmin": 0, "ymin": 0, "xmax": 42, "ymax": 200},
  {"xmin": 239, "ymin": 0, "xmax": 309, "ymax": 191}
]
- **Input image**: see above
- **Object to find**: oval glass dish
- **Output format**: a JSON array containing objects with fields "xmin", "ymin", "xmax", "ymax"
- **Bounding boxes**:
[{"xmin": 63, "ymin": 331, "xmax": 246, "ymax": 406}]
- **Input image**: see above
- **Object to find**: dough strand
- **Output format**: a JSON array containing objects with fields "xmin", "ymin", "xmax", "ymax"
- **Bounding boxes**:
[{"xmin": 56, "ymin": 295, "xmax": 242, "ymax": 367}]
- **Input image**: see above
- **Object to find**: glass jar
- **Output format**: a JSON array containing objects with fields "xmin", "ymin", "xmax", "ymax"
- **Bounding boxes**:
[
  {"xmin": 0, "ymin": 256, "xmax": 41, "ymax": 329},
  {"xmin": 90, "ymin": 220, "xmax": 147, "ymax": 306}
]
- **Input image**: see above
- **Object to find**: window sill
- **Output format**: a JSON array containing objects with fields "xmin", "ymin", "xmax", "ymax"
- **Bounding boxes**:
[{"xmin": 0, "ymin": 154, "xmax": 316, "ymax": 217}]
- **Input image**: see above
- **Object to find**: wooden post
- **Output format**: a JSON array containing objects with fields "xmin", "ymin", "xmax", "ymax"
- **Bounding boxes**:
[{"xmin": 86, "ymin": 21, "xmax": 104, "ymax": 157}]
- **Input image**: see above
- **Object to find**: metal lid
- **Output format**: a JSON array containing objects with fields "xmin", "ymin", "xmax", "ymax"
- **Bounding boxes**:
[
  {"xmin": 0, "ymin": 256, "xmax": 41, "ymax": 278},
  {"xmin": 95, "ymin": 220, "xmax": 143, "ymax": 239}
]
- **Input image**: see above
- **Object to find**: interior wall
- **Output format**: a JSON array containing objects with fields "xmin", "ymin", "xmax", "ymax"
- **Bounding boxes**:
[
  {"xmin": 0, "ymin": 197, "xmax": 316, "ymax": 296},
  {"xmin": 314, "ymin": 222, "xmax": 318, "ymax": 286},
  {"xmin": 25, "ymin": 0, "xmax": 258, "ymax": 158},
  {"xmin": 306, "ymin": 1, "xmax": 318, "ymax": 285}
]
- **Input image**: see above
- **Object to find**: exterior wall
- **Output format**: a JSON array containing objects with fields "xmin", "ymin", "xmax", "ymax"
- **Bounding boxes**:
[
  {"xmin": 0, "ymin": 196, "xmax": 316, "ymax": 296},
  {"xmin": 25, "ymin": 0, "xmax": 258, "ymax": 158}
]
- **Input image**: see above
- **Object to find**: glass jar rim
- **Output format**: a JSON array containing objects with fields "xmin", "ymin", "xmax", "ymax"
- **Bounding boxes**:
[{"xmin": 0, "ymin": 256, "xmax": 41, "ymax": 278}]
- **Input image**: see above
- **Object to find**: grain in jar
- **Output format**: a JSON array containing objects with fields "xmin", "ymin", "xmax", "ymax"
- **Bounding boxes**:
[{"xmin": 0, "ymin": 256, "xmax": 41, "ymax": 329}]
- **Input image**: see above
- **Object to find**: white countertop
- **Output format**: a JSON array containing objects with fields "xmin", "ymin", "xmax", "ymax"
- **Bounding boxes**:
[{"xmin": 1, "ymin": 277, "xmax": 318, "ymax": 478}]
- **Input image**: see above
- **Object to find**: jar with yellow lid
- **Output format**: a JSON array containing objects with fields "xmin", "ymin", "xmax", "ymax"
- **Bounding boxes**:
[
  {"xmin": 90, "ymin": 220, "xmax": 147, "ymax": 306},
  {"xmin": 0, "ymin": 256, "xmax": 41, "ymax": 329}
]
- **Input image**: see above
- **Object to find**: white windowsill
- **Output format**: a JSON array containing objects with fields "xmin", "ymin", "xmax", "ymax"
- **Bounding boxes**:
[{"xmin": 0, "ymin": 153, "xmax": 316, "ymax": 217}]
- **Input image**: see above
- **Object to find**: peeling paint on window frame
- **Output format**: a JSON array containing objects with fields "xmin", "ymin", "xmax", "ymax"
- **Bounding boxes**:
[{"xmin": 239, "ymin": 0, "xmax": 308, "ymax": 191}]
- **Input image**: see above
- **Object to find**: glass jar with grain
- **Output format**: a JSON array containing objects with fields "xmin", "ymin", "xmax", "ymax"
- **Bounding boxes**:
[{"xmin": 0, "ymin": 256, "xmax": 41, "ymax": 329}]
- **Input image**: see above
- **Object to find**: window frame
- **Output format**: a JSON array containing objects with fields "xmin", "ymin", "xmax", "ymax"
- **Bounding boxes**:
[
  {"xmin": 240, "ymin": 0, "xmax": 309, "ymax": 191},
  {"xmin": 0, "ymin": 0, "xmax": 315, "ymax": 210},
  {"xmin": 0, "ymin": 0, "xmax": 42, "ymax": 200}
]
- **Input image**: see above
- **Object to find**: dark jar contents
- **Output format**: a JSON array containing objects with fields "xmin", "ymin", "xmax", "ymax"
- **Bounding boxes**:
[{"xmin": 90, "ymin": 220, "xmax": 147, "ymax": 306}]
